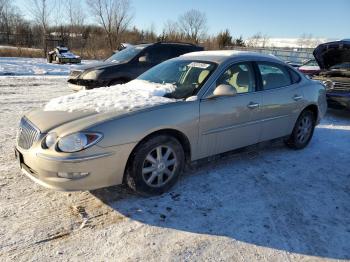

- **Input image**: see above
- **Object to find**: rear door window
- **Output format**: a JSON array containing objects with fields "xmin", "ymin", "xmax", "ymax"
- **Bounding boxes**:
[
  {"xmin": 145, "ymin": 46, "xmax": 173, "ymax": 64},
  {"xmin": 257, "ymin": 63, "xmax": 292, "ymax": 90}
]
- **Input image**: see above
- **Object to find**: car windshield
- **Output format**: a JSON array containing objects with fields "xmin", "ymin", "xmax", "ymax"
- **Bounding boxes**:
[
  {"xmin": 138, "ymin": 59, "xmax": 217, "ymax": 99},
  {"xmin": 105, "ymin": 46, "xmax": 145, "ymax": 63},
  {"xmin": 330, "ymin": 62, "xmax": 350, "ymax": 70}
]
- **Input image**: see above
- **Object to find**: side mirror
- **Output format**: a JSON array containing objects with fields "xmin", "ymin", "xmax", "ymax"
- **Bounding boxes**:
[
  {"xmin": 139, "ymin": 56, "xmax": 149, "ymax": 63},
  {"xmin": 211, "ymin": 84, "xmax": 237, "ymax": 98}
]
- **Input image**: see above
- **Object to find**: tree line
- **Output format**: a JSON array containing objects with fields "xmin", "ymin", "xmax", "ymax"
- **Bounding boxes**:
[{"xmin": 0, "ymin": 0, "xmax": 319, "ymax": 59}]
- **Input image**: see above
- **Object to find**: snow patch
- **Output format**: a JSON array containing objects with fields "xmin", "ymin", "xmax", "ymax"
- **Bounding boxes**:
[
  {"xmin": 0, "ymin": 57, "xmax": 96, "ymax": 76},
  {"xmin": 44, "ymin": 79, "xmax": 176, "ymax": 113}
]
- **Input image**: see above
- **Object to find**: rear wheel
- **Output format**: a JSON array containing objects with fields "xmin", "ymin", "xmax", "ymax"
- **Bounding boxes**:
[
  {"xmin": 285, "ymin": 110, "xmax": 316, "ymax": 149},
  {"xmin": 126, "ymin": 135, "xmax": 185, "ymax": 195}
]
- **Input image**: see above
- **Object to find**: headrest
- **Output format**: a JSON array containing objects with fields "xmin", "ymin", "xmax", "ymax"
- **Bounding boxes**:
[{"xmin": 236, "ymin": 71, "xmax": 250, "ymax": 87}]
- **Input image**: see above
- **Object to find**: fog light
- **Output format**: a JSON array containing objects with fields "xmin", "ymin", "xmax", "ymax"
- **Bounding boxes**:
[{"xmin": 57, "ymin": 172, "xmax": 89, "ymax": 179}]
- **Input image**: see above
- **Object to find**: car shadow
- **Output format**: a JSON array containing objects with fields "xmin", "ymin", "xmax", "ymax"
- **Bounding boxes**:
[{"xmin": 90, "ymin": 125, "xmax": 350, "ymax": 259}]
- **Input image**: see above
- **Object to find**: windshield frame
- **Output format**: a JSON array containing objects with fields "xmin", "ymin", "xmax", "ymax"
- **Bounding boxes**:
[{"xmin": 137, "ymin": 59, "xmax": 218, "ymax": 99}]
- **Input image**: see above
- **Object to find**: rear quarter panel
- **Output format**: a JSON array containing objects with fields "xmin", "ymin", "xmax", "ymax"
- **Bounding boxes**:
[{"xmin": 301, "ymin": 79, "xmax": 327, "ymax": 123}]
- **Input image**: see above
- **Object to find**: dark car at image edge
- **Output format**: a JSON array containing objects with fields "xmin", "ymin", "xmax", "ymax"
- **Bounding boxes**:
[
  {"xmin": 68, "ymin": 42, "xmax": 204, "ymax": 91},
  {"xmin": 312, "ymin": 39, "xmax": 350, "ymax": 110}
]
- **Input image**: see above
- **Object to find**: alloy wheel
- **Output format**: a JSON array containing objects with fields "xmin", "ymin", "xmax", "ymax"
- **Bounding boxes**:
[
  {"xmin": 142, "ymin": 145, "xmax": 177, "ymax": 188},
  {"xmin": 296, "ymin": 114, "xmax": 313, "ymax": 144}
]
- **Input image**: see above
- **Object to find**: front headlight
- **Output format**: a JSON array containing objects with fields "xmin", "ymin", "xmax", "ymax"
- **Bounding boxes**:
[
  {"xmin": 82, "ymin": 70, "xmax": 100, "ymax": 80},
  {"xmin": 57, "ymin": 132, "xmax": 103, "ymax": 153},
  {"xmin": 322, "ymin": 80, "xmax": 334, "ymax": 90}
]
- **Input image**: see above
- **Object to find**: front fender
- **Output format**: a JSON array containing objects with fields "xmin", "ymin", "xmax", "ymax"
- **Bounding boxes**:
[{"xmin": 90, "ymin": 101, "xmax": 200, "ymax": 159}]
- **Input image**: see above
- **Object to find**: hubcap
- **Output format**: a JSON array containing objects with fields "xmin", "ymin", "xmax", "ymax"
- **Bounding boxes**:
[
  {"xmin": 296, "ymin": 115, "xmax": 313, "ymax": 143},
  {"xmin": 142, "ymin": 145, "xmax": 177, "ymax": 188}
]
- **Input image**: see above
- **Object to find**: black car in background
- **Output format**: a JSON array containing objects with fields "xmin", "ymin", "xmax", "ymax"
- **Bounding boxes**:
[
  {"xmin": 68, "ymin": 42, "xmax": 204, "ymax": 91},
  {"xmin": 312, "ymin": 40, "xmax": 350, "ymax": 110}
]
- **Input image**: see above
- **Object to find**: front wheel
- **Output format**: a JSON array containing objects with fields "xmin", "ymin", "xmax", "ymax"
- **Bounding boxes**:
[
  {"xmin": 285, "ymin": 110, "xmax": 316, "ymax": 149},
  {"xmin": 126, "ymin": 136, "xmax": 185, "ymax": 195}
]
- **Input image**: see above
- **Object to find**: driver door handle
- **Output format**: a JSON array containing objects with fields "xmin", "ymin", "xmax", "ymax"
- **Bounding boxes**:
[
  {"xmin": 293, "ymin": 95, "xmax": 303, "ymax": 101},
  {"xmin": 247, "ymin": 102, "xmax": 260, "ymax": 109}
]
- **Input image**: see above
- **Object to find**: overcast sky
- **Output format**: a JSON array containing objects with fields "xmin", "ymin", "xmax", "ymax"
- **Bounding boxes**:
[{"xmin": 15, "ymin": 0, "xmax": 350, "ymax": 39}]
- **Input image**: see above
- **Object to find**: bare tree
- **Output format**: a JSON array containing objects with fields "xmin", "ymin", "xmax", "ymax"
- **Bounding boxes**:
[
  {"xmin": 297, "ymin": 33, "xmax": 315, "ymax": 49},
  {"xmin": 246, "ymin": 33, "xmax": 261, "ymax": 47},
  {"xmin": 246, "ymin": 32, "xmax": 269, "ymax": 48},
  {"xmin": 0, "ymin": 0, "xmax": 8, "ymax": 14},
  {"xmin": 27, "ymin": 0, "xmax": 56, "ymax": 54},
  {"xmin": 87, "ymin": 0, "xmax": 132, "ymax": 51},
  {"xmin": 161, "ymin": 20, "xmax": 183, "ymax": 41},
  {"xmin": 178, "ymin": 9, "xmax": 207, "ymax": 43},
  {"xmin": 28, "ymin": 0, "xmax": 55, "ymax": 34},
  {"xmin": 0, "ymin": 0, "xmax": 24, "ymax": 44},
  {"xmin": 67, "ymin": 0, "xmax": 85, "ymax": 28}
]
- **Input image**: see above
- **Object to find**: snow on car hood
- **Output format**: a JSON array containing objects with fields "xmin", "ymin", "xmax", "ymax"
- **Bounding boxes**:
[
  {"xmin": 44, "ymin": 79, "xmax": 176, "ymax": 113},
  {"xmin": 313, "ymin": 40, "xmax": 350, "ymax": 70}
]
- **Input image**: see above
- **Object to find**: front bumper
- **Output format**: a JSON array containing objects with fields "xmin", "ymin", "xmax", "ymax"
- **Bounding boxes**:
[
  {"xmin": 67, "ymin": 78, "xmax": 106, "ymax": 90},
  {"xmin": 15, "ymin": 143, "xmax": 136, "ymax": 191},
  {"xmin": 327, "ymin": 92, "xmax": 350, "ymax": 109}
]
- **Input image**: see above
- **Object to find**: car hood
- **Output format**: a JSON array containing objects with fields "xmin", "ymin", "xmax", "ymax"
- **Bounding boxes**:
[
  {"xmin": 74, "ymin": 60, "xmax": 127, "ymax": 71},
  {"xmin": 26, "ymin": 80, "xmax": 177, "ymax": 133},
  {"xmin": 26, "ymin": 110, "xmax": 98, "ymax": 132},
  {"xmin": 60, "ymin": 52, "xmax": 80, "ymax": 59},
  {"xmin": 313, "ymin": 40, "xmax": 350, "ymax": 70}
]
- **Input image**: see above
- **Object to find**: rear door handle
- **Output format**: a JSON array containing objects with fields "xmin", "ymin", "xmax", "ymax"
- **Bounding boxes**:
[
  {"xmin": 247, "ymin": 102, "xmax": 260, "ymax": 109},
  {"xmin": 293, "ymin": 95, "xmax": 303, "ymax": 101}
]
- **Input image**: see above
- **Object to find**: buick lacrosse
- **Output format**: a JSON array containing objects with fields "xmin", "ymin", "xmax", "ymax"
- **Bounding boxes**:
[{"xmin": 15, "ymin": 51, "xmax": 327, "ymax": 195}]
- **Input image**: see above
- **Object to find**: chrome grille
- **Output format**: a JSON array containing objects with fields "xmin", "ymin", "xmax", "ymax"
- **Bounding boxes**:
[
  {"xmin": 333, "ymin": 81, "xmax": 350, "ymax": 91},
  {"xmin": 17, "ymin": 118, "xmax": 40, "ymax": 150}
]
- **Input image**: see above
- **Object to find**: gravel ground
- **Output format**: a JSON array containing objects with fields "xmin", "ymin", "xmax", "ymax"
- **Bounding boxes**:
[{"xmin": 0, "ymin": 76, "xmax": 349, "ymax": 261}]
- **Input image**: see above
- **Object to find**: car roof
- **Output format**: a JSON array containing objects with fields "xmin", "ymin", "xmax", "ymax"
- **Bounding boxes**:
[
  {"xmin": 134, "ymin": 42, "xmax": 201, "ymax": 49},
  {"xmin": 180, "ymin": 50, "xmax": 282, "ymax": 64},
  {"xmin": 134, "ymin": 43, "xmax": 153, "ymax": 48}
]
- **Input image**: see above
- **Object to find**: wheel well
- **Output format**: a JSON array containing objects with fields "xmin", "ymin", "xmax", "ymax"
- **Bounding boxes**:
[
  {"xmin": 123, "ymin": 129, "xmax": 191, "ymax": 182},
  {"xmin": 303, "ymin": 104, "xmax": 318, "ymax": 120}
]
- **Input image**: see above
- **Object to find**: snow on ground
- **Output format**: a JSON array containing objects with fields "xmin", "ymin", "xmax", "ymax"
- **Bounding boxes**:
[
  {"xmin": 0, "ymin": 76, "xmax": 350, "ymax": 261},
  {"xmin": 0, "ymin": 57, "xmax": 97, "ymax": 76},
  {"xmin": 45, "ymin": 79, "xmax": 176, "ymax": 113}
]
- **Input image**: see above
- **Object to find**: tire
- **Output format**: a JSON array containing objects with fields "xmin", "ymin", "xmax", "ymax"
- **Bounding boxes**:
[
  {"xmin": 126, "ymin": 135, "xmax": 185, "ymax": 195},
  {"xmin": 285, "ymin": 110, "xmax": 316, "ymax": 150}
]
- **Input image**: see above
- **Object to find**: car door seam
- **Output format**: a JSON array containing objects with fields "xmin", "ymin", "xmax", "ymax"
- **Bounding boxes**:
[{"xmin": 202, "ymin": 115, "xmax": 289, "ymax": 136}]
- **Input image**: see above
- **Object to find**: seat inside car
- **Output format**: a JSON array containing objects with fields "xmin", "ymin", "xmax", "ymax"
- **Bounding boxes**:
[
  {"xmin": 198, "ymin": 70, "xmax": 210, "ymax": 84},
  {"xmin": 263, "ymin": 73, "xmax": 291, "ymax": 90},
  {"xmin": 227, "ymin": 66, "xmax": 253, "ymax": 94}
]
